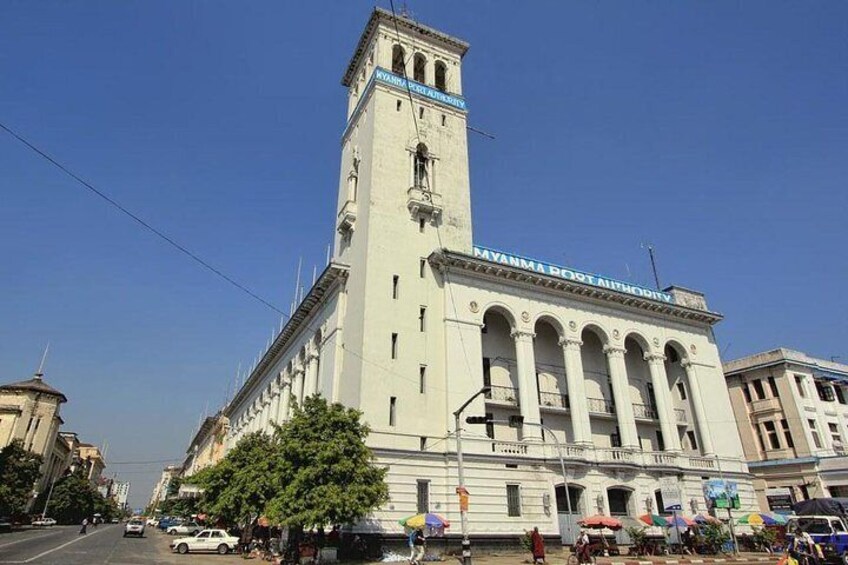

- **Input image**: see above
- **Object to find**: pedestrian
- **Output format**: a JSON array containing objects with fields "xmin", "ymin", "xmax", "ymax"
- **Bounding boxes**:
[
  {"xmin": 407, "ymin": 528, "xmax": 417, "ymax": 564},
  {"xmin": 575, "ymin": 530, "xmax": 591, "ymax": 564},
  {"xmin": 530, "ymin": 527, "xmax": 545, "ymax": 564},
  {"xmin": 411, "ymin": 528, "xmax": 425, "ymax": 565},
  {"xmin": 79, "ymin": 517, "xmax": 88, "ymax": 535}
]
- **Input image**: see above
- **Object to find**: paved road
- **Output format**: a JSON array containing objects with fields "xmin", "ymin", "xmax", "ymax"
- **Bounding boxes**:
[{"xmin": 0, "ymin": 524, "xmax": 242, "ymax": 564}]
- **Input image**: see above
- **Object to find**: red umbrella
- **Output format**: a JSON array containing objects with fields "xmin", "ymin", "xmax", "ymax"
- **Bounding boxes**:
[{"xmin": 577, "ymin": 515, "xmax": 623, "ymax": 530}]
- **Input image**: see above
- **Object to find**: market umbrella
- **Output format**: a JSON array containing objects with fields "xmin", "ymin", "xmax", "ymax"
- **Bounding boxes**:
[
  {"xmin": 737, "ymin": 513, "xmax": 787, "ymax": 526},
  {"xmin": 694, "ymin": 514, "xmax": 722, "ymax": 525},
  {"xmin": 578, "ymin": 515, "xmax": 623, "ymax": 530},
  {"xmin": 638, "ymin": 514, "xmax": 668, "ymax": 527},
  {"xmin": 664, "ymin": 515, "xmax": 696, "ymax": 528},
  {"xmin": 399, "ymin": 513, "xmax": 450, "ymax": 530}
]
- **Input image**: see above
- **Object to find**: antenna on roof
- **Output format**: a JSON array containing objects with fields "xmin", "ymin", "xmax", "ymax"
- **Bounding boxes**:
[
  {"xmin": 640, "ymin": 242, "xmax": 661, "ymax": 289},
  {"xmin": 35, "ymin": 342, "xmax": 50, "ymax": 380},
  {"xmin": 293, "ymin": 257, "xmax": 303, "ymax": 309}
]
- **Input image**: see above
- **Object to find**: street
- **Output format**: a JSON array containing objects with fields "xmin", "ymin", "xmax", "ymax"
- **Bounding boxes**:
[{"xmin": 0, "ymin": 524, "xmax": 242, "ymax": 564}]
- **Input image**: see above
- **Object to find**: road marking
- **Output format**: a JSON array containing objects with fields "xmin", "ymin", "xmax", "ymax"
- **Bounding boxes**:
[
  {"xmin": 0, "ymin": 532, "xmax": 59, "ymax": 550},
  {"xmin": 0, "ymin": 525, "xmax": 114, "ymax": 564}
]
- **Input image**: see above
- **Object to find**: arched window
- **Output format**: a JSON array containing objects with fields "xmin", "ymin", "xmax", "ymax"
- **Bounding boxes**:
[
  {"xmin": 435, "ymin": 61, "xmax": 447, "ymax": 92},
  {"xmin": 413, "ymin": 53, "xmax": 426, "ymax": 83},
  {"xmin": 607, "ymin": 487, "xmax": 632, "ymax": 516},
  {"xmin": 347, "ymin": 172, "xmax": 358, "ymax": 202},
  {"xmin": 392, "ymin": 44, "xmax": 406, "ymax": 75},
  {"xmin": 413, "ymin": 143, "xmax": 429, "ymax": 189}
]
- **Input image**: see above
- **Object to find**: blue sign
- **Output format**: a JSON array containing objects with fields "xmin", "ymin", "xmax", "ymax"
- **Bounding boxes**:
[
  {"xmin": 472, "ymin": 245, "xmax": 675, "ymax": 304},
  {"xmin": 373, "ymin": 68, "xmax": 467, "ymax": 112}
]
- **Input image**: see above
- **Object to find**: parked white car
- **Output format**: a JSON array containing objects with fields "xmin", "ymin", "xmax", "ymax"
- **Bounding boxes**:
[
  {"xmin": 167, "ymin": 522, "xmax": 201, "ymax": 536},
  {"xmin": 146, "ymin": 518, "xmax": 159, "ymax": 527},
  {"xmin": 31, "ymin": 517, "xmax": 56, "ymax": 527},
  {"xmin": 170, "ymin": 529, "xmax": 238, "ymax": 555}
]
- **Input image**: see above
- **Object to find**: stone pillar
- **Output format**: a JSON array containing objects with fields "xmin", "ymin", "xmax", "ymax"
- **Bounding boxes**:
[
  {"xmin": 512, "ymin": 330, "xmax": 543, "ymax": 441},
  {"xmin": 279, "ymin": 376, "xmax": 292, "ymax": 422},
  {"xmin": 682, "ymin": 361, "xmax": 715, "ymax": 455},
  {"xmin": 305, "ymin": 352, "xmax": 320, "ymax": 398},
  {"xmin": 561, "ymin": 338, "xmax": 592, "ymax": 445},
  {"xmin": 604, "ymin": 346, "xmax": 639, "ymax": 449},
  {"xmin": 292, "ymin": 367, "xmax": 305, "ymax": 408},
  {"xmin": 645, "ymin": 353, "xmax": 681, "ymax": 452},
  {"xmin": 260, "ymin": 398, "xmax": 271, "ymax": 431},
  {"xmin": 269, "ymin": 385, "xmax": 281, "ymax": 427}
]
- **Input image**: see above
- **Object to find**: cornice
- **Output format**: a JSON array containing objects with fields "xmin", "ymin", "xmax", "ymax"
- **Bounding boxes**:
[{"xmin": 429, "ymin": 250, "xmax": 723, "ymax": 326}]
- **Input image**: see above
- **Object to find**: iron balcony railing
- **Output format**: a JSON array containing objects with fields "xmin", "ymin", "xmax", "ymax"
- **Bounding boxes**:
[
  {"xmin": 632, "ymin": 403, "xmax": 658, "ymax": 420},
  {"xmin": 587, "ymin": 397, "xmax": 616, "ymax": 415},
  {"xmin": 486, "ymin": 385, "xmax": 519, "ymax": 406},
  {"xmin": 538, "ymin": 391, "xmax": 569, "ymax": 409}
]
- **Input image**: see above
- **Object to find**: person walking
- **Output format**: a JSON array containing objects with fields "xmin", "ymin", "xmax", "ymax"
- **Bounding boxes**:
[
  {"xmin": 411, "ymin": 528, "xmax": 425, "ymax": 565},
  {"xmin": 79, "ymin": 517, "xmax": 88, "ymax": 535},
  {"xmin": 530, "ymin": 527, "xmax": 546, "ymax": 564},
  {"xmin": 407, "ymin": 528, "xmax": 417, "ymax": 564}
]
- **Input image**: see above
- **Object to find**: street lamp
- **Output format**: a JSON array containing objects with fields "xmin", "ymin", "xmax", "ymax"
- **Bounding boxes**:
[{"xmin": 453, "ymin": 386, "xmax": 491, "ymax": 565}]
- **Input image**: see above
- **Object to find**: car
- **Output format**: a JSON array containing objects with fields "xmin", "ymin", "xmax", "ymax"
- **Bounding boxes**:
[
  {"xmin": 146, "ymin": 517, "xmax": 159, "ymax": 527},
  {"xmin": 31, "ymin": 517, "xmax": 56, "ymax": 527},
  {"xmin": 170, "ymin": 529, "xmax": 238, "ymax": 555},
  {"xmin": 167, "ymin": 522, "xmax": 202, "ymax": 536},
  {"xmin": 786, "ymin": 515, "xmax": 848, "ymax": 564},
  {"xmin": 158, "ymin": 517, "xmax": 182, "ymax": 531},
  {"xmin": 0, "ymin": 516, "xmax": 11, "ymax": 533},
  {"xmin": 111, "ymin": 518, "xmax": 119, "ymax": 524},
  {"xmin": 124, "ymin": 519, "xmax": 145, "ymax": 538}
]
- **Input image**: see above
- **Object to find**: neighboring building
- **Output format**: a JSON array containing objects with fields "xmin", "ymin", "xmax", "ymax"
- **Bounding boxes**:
[
  {"xmin": 223, "ymin": 8, "xmax": 755, "ymax": 541},
  {"xmin": 182, "ymin": 412, "xmax": 228, "ymax": 479},
  {"xmin": 77, "ymin": 443, "xmax": 106, "ymax": 484},
  {"xmin": 149, "ymin": 465, "xmax": 181, "ymax": 508},
  {"xmin": 0, "ymin": 370, "xmax": 68, "ymax": 509},
  {"xmin": 725, "ymin": 348, "xmax": 848, "ymax": 511},
  {"xmin": 111, "ymin": 481, "xmax": 130, "ymax": 510}
]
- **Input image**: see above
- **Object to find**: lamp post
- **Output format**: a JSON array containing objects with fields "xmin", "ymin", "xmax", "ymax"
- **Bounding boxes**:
[{"xmin": 453, "ymin": 386, "xmax": 491, "ymax": 565}]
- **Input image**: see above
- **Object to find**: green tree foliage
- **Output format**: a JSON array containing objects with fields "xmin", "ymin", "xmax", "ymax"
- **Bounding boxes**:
[
  {"xmin": 166, "ymin": 476, "xmax": 182, "ymax": 498},
  {"xmin": 266, "ymin": 395, "xmax": 389, "ymax": 530},
  {"xmin": 35, "ymin": 470, "xmax": 111, "ymax": 525},
  {"xmin": 192, "ymin": 431, "xmax": 283, "ymax": 525},
  {"xmin": 158, "ymin": 495, "xmax": 200, "ymax": 518},
  {"xmin": 0, "ymin": 439, "xmax": 43, "ymax": 516}
]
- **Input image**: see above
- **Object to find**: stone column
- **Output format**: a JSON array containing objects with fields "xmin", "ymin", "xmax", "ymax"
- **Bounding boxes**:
[
  {"xmin": 604, "ymin": 346, "xmax": 640, "ymax": 449},
  {"xmin": 269, "ymin": 385, "xmax": 281, "ymax": 427},
  {"xmin": 681, "ymin": 360, "xmax": 715, "ymax": 455},
  {"xmin": 305, "ymin": 352, "xmax": 320, "ymax": 398},
  {"xmin": 512, "ymin": 330, "xmax": 543, "ymax": 441},
  {"xmin": 561, "ymin": 338, "xmax": 592, "ymax": 444},
  {"xmin": 260, "ymin": 398, "xmax": 271, "ymax": 431},
  {"xmin": 279, "ymin": 376, "xmax": 292, "ymax": 422},
  {"xmin": 645, "ymin": 353, "xmax": 681, "ymax": 452},
  {"xmin": 292, "ymin": 367, "xmax": 305, "ymax": 408}
]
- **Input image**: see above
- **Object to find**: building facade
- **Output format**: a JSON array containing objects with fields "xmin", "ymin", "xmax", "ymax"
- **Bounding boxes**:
[
  {"xmin": 724, "ymin": 348, "xmax": 848, "ymax": 512},
  {"xmin": 224, "ymin": 8, "xmax": 755, "ymax": 541},
  {"xmin": 149, "ymin": 464, "xmax": 181, "ymax": 508},
  {"xmin": 77, "ymin": 443, "xmax": 106, "ymax": 484}
]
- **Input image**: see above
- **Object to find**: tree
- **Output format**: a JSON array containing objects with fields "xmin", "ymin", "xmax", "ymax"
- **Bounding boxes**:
[
  {"xmin": 0, "ymin": 439, "xmax": 43, "ymax": 517},
  {"xmin": 266, "ymin": 395, "xmax": 389, "ymax": 530},
  {"xmin": 35, "ymin": 469, "xmax": 105, "ymax": 525},
  {"xmin": 192, "ymin": 431, "xmax": 283, "ymax": 526}
]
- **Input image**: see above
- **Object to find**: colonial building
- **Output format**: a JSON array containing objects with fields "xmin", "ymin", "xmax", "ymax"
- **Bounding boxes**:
[
  {"xmin": 149, "ymin": 464, "xmax": 181, "ymax": 508},
  {"xmin": 724, "ymin": 348, "xmax": 848, "ymax": 512},
  {"xmin": 77, "ymin": 443, "xmax": 106, "ymax": 484},
  {"xmin": 224, "ymin": 8, "xmax": 755, "ymax": 541},
  {"xmin": 182, "ymin": 412, "xmax": 228, "ymax": 479}
]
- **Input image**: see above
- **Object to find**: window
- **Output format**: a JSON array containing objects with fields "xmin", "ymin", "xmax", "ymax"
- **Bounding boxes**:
[
  {"xmin": 677, "ymin": 382, "xmax": 687, "ymax": 400},
  {"xmin": 829, "ymin": 423, "xmax": 842, "ymax": 449},
  {"xmin": 817, "ymin": 382, "xmax": 835, "ymax": 402},
  {"xmin": 836, "ymin": 386, "xmax": 847, "ymax": 405},
  {"xmin": 655, "ymin": 490, "xmax": 665, "ymax": 514},
  {"xmin": 419, "ymin": 437, "xmax": 427, "ymax": 451},
  {"xmin": 441, "ymin": 114, "xmax": 446, "ymax": 126},
  {"xmin": 742, "ymin": 383, "xmax": 752, "ymax": 403},
  {"xmin": 416, "ymin": 480, "xmax": 430, "ymax": 513},
  {"xmin": 419, "ymin": 258, "xmax": 426, "ymax": 278},
  {"xmin": 389, "ymin": 397, "xmax": 397, "ymax": 426},
  {"xmin": 435, "ymin": 61, "xmax": 447, "ymax": 92},
  {"xmin": 656, "ymin": 430, "xmax": 666, "ymax": 452},
  {"xmin": 611, "ymin": 427, "xmax": 622, "ymax": 448},
  {"xmin": 419, "ymin": 306, "xmax": 426, "ymax": 332},
  {"xmin": 482, "ymin": 358, "xmax": 492, "ymax": 389},
  {"xmin": 347, "ymin": 172, "xmax": 358, "ymax": 202},
  {"xmin": 687, "ymin": 430, "xmax": 699, "ymax": 451},
  {"xmin": 392, "ymin": 275, "xmax": 399, "ymax": 299},
  {"xmin": 396, "ymin": 100, "xmax": 402, "ymax": 112},
  {"xmin": 781, "ymin": 419, "xmax": 795, "ymax": 448},
  {"xmin": 752, "ymin": 379, "xmax": 766, "ymax": 400},
  {"xmin": 607, "ymin": 488, "xmax": 631, "ymax": 516},
  {"xmin": 809, "ymin": 419, "xmax": 823, "ymax": 449},
  {"xmin": 795, "ymin": 375, "xmax": 806, "ymax": 397},
  {"xmin": 413, "ymin": 53, "xmax": 426, "ymax": 83},
  {"xmin": 485, "ymin": 412, "xmax": 494, "ymax": 439},
  {"xmin": 506, "ymin": 484, "xmax": 521, "ymax": 516},
  {"xmin": 646, "ymin": 383, "xmax": 657, "ymax": 408},
  {"xmin": 419, "ymin": 106, "xmax": 424, "ymax": 119},
  {"xmin": 392, "ymin": 44, "xmax": 406, "ymax": 75},
  {"xmin": 419, "ymin": 217, "xmax": 426, "ymax": 233},
  {"xmin": 391, "ymin": 333, "xmax": 398, "ymax": 359},
  {"xmin": 196, "ymin": 531, "xmax": 210, "ymax": 539},
  {"xmin": 211, "ymin": 531, "xmax": 223, "ymax": 538},
  {"xmin": 763, "ymin": 421, "xmax": 781, "ymax": 449},
  {"xmin": 413, "ymin": 143, "xmax": 429, "ymax": 189},
  {"xmin": 768, "ymin": 376, "xmax": 780, "ymax": 397},
  {"xmin": 419, "ymin": 365, "xmax": 426, "ymax": 394},
  {"xmin": 755, "ymin": 425, "xmax": 767, "ymax": 452}
]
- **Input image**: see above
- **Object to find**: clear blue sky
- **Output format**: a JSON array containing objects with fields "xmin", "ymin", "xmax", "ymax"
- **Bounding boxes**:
[{"xmin": 2, "ymin": 2, "xmax": 845, "ymax": 508}]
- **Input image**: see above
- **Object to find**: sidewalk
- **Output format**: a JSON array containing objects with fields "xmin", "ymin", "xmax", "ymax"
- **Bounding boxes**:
[{"xmin": 414, "ymin": 549, "xmax": 778, "ymax": 565}]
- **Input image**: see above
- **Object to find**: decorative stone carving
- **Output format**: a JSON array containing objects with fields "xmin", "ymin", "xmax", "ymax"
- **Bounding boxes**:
[
  {"xmin": 521, "ymin": 311, "xmax": 530, "ymax": 323},
  {"xmin": 653, "ymin": 337, "xmax": 660, "ymax": 347},
  {"xmin": 612, "ymin": 329, "xmax": 620, "ymax": 340},
  {"xmin": 469, "ymin": 301, "xmax": 479, "ymax": 313},
  {"xmin": 569, "ymin": 321, "xmax": 577, "ymax": 330},
  {"xmin": 690, "ymin": 344, "xmax": 697, "ymax": 355}
]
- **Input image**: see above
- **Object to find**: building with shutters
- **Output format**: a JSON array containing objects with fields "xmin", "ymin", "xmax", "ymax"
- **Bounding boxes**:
[{"xmin": 223, "ymin": 8, "xmax": 755, "ymax": 542}]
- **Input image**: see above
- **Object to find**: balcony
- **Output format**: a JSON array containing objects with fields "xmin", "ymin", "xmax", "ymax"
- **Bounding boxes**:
[
  {"xmin": 486, "ymin": 385, "xmax": 519, "ymax": 406},
  {"xmin": 587, "ymin": 397, "xmax": 615, "ymax": 416},
  {"xmin": 539, "ymin": 391, "xmax": 569, "ymax": 410},
  {"xmin": 633, "ymin": 403, "xmax": 658, "ymax": 420},
  {"xmin": 407, "ymin": 186, "xmax": 443, "ymax": 218},
  {"xmin": 337, "ymin": 200, "xmax": 357, "ymax": 233}
]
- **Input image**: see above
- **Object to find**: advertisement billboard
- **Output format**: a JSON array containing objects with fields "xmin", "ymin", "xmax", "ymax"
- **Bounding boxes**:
[{"xmin": 703, "ymin": 479, "xmax": 740, "ymax": 509}]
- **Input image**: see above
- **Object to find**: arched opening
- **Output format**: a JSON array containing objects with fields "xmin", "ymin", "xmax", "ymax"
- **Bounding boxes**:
[
  {"xmin": 624, "ymin": 335, "xmax": 658, "ymax": 450},
  {"xmin": 392, "ymin": 44, "xmax": 406, "ymax": 75},
  {"xmin": 664, "ymin": 342, "xmax": 691, "ymax": 452},
  {"xmin": 435, "ymin": 61, "xmax": 447, "ymax": 92},
  {"xmin": 481, "ymin": 307, "xmax": 520, "ymax": 441},
  {"xmin": 534, "ymin": 319, "xmax": 567, "ymax": 409},
  {"xmin": 413, "ymin": 53, "xmax": 426, "ymax": 83},
  {"xmin": 654, "ymin": 489, "xmax": 665, "ymax": 514},
  {"xmin": 555, "ymin": 484, "xmax": 584, "ymax": 514},
  {"xmin": 580, "ymin": 327, "xmax": 614, "ymax": 444},
  {"xmin": 606, "ymin": 487, "xmax": 633, "ymax": 516},
  {"xmin": 413, "ymin": 143, "xmax": 429, "ymax": 189}
]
